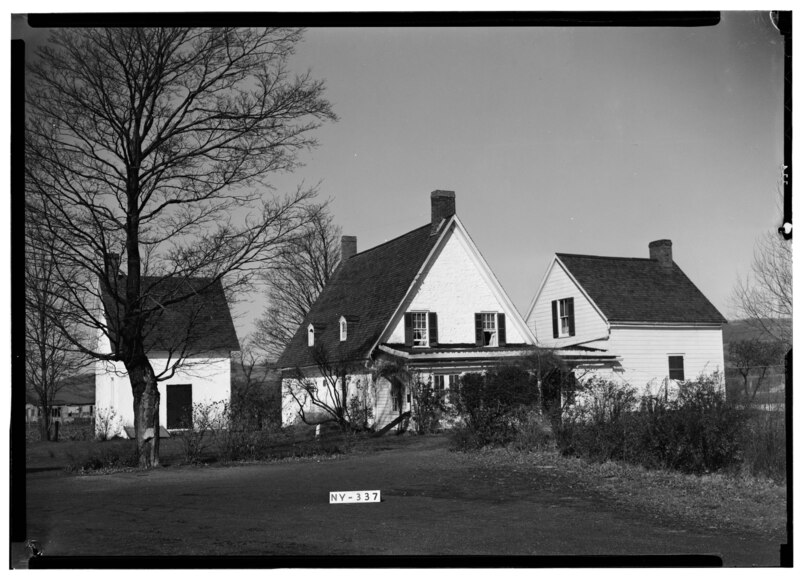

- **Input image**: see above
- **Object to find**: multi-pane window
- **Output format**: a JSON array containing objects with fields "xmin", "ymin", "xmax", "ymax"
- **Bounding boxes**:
[
  {"xmin": 413, "ymin": 312, "xmax": 428, "ymax": 347},
  {"xmin": 481, "ymin": 313, "xmax": 497, "ymax": 347},
  {"xmin": 558, "ymin": 298, "xmax": 573, "ymax": 337},
  {"xmin": 433, "ymin": 374, "xmax": 446, "ymax": 392},
  {"xmin": 668, "ymin": 355, "xmax": 685, "ymax": 381}
]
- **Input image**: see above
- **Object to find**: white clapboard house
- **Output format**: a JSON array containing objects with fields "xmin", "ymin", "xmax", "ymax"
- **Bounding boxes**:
[
  {"xmin": 278, "ymin": 191, "xmax": 538, "ymax": 430},
  {"xmin": 95, "ymin": 270, "xmax": 240, "ymax": 439},
  {"xmin": 524, "ymin": 240, "xmax": 727, "ymax": 395}
]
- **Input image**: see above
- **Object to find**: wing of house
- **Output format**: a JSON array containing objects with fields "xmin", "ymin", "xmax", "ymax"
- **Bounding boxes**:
[
  {"xmin": 525, "ymin": 240, "xmax": 727, "ymax": 394},
  {"xmin": 96, "ymin": 275, "xmax": 240, "ymax": 438},
  {"xmin": 278, "ymin": 190, "xmax": 536, "ymax": 430}
]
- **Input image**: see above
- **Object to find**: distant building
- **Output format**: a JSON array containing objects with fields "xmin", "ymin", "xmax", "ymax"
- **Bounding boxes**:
[{"xmin": 25, "ymin": 375, "xmax": 95, "ymax": 423}]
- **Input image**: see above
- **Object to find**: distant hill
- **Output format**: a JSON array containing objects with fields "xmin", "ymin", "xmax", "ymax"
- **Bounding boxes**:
[{"xmin": 722, "ymin": 318, "xmax": 791, "ymax": 345}]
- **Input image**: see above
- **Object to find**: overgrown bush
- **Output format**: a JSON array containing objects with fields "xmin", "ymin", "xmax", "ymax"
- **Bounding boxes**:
[
  {"xmin": 556, "ymin": 375, "xmax": 752, "ymax": 476},
  {"xmin": 740, "ymin": 409, "xmax": 786, "ymax": 482},
  {"xmin": 410, "ymin": 375, "xmax": 448, "ymax": 434},
  {"xmin": 451, "ymin": 365, "xmax": 540, "ymax": 448},
  {"xmin": 95, "ymin": 408, "xmax": 122, "ymax": 441},
  {"xmin": 176, "ymin": 402, "xmax": 227, "ymax": 464}
]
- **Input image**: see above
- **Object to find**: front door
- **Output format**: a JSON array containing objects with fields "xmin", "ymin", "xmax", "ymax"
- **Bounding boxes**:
[{"xmin": 166, "ymin": 384, "xmax": 192, "ymax": 429}]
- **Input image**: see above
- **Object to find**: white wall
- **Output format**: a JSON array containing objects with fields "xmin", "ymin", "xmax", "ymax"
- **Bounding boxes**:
[
  {"xmin": 282, "ymin": 373, "xmax": 373, "ymax": 427},
  {"xmin": 95, "ymin": 351, "xmax": 232, "ymax": 438},
  {"xmin": 605, "ymin": 325, "xmax": 725, "ymax": 394},
  {"xmin": 386, "ymin": 226, "xmax": 526, "ymax": 345},
  {"xmin": 526, "ymin": 259, "xmax": 609, "ymax": 347}
]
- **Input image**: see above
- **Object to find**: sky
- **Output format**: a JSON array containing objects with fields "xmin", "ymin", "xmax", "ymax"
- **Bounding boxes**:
[{"xmin": 12, "ymin": 12, "xmax": 787, "ymax": 343}]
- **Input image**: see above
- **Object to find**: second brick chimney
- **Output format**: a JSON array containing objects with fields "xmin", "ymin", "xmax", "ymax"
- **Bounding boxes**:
[
  {"xmin": 649, "ymin": 239, "xmax": 673, "ymax": 269},
  {"xmin": 431, "ymin": 190, "xmax": 456, "ymax": 227},
  {"xmin": 341, "ymin": 236, "xmax": 357, "ymax": 261}
]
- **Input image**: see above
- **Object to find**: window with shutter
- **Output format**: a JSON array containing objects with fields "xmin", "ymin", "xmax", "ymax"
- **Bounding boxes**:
[
  {"xmin": 554, "ymin": 298, "xmax": 575, "ymax": 338},
  {"xmin": 475, "ymin": 312, "xmax": 499, "ymax": 347},
  {"xmin": 428, "ymin": 312, "xmax": 438, "ymax": 346},
  {"xmin": 408, "ymin": 312, "xmax": 429, "ymax": 347}
]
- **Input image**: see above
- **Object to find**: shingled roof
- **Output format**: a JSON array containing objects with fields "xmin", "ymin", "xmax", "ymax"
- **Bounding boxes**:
[
  {"xmin": 277, "ymin": 221, "xmax": 443, "ymax": 370},
  {"xmin": 556, "ymin": 253, "xmax": 726, "ymax": 324},
  {"xmin": 102, "ymin": 276, "xmax": 240, "ymax": 354}
]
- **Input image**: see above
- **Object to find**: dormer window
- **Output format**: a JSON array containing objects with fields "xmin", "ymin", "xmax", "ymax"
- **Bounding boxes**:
[
  {"xmin": 307, "ymin": 324, "xmax": 314, "ymax": 347},
  {"xmin": 339, "ymin": 317, "xmax": 347, "ymax": 341}
]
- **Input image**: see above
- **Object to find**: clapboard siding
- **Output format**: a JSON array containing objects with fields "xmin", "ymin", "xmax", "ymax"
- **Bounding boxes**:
[
  {"xmin": 386, "ymin": 226, "xmax": 526, "ymax": 345},
  {"xmin": 607, "ymin": 325, "xmax": 725, "ymax": 393},
  {"xmin": 96, "ymin": 351, "xmax": 231, "ymax": 438},
  {"xmin": 373, "ymin": 376, "xmax": 399, "ymax": 429},
  {"xmin": 527, "ymin": 259, "xmax": 609, "ymax": 346}
]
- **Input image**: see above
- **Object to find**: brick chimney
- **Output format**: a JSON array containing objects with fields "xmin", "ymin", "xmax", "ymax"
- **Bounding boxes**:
[
  {"xmin": 341, "ymin": 236, "xmax": 357, "ymax": 261},
  {"xmin": 431, "ymin": 190, "xmax": 456, "ymax": 227},
  {"xmin": 649, "ymin": 239, "xmax": 673, "ymax": 269}
]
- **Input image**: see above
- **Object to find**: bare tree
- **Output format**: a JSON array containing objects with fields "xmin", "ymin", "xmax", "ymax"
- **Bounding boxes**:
[
  {"xmin": 253, "ymin": 205, "xmax": 340, "ymax": 360},
  {"xmin": 286, "ymin": 345, "xmax": 371, "ymax": 432},
  {"xmin": 727, "ymin": 338, "xmax": 786, "ymax": 405},
  {"xmin": 732, "ymin": 230, "xmax": 792, "ymax": 346},
  {"xmin": 25, "ymin": 27, "xmax": 335, "ymax": 467},
  {"xmin": 230, "ymin": 336, "xmax": 280, "ymax": 430},
  {"xmin": 25, "ymin": 206, "xmax": 93, "ymax": 441}
]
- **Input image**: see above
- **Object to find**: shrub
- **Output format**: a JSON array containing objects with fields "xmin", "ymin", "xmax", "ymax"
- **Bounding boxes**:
[
  {"xmin": 740, "ymin": 409, "xmax": 786, "ymax": 482},
  {"xmin": 347, "ymin": 394, "xmax": 374, "ymax": 432},
  {"xmin": 95, "ymin": 408, "xmax": 122, "ymax": 441},
  {"xmin": 65, "ymin": 442, "xmax": 139, "ymax": 473},
  {"xmin": 556, "ymin": 375, "xmax": 751, "ymax": 476},
  {"xmin": 410, "ymin": 375, "xmax": 447, "ymax": 434},
  {"xmin": 176, "ymin": 402, "xmax": 227, "ymax": 464},
  {"xmin": 507, "ymin": 407, "xmax": 554, "ymax": 451},
  {"xmin": 451, "ymin": 365, "xmax": 540, "ymax": 448}
]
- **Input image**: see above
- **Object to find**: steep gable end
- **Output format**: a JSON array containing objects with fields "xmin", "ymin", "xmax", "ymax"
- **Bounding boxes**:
[
  {"xmin": 384, "ymin": 221, "xmax": 532, "ymax": 346},
  {"xmin": 526, "ymin": 257, "xmax": 609, "ymax": 346}
]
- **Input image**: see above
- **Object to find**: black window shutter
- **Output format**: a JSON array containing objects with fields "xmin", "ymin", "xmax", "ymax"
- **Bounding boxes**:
[
  {"xmin": 474, "ymin": 313, "xmax": 484, "ymax": 346},
  {"xmin": 551, "ymin": 300, "xmax": 559, "ymax": 338},
  {"xmin": 498, "ymin": 313, "xmax": 506, "ymax": 346},
  {"xmin": 404, "ymin": 313, "xmax": 413, "ymax": 346},
  {"xmin": 567, "ymin": 297, "xmax": 576, "ymax": 337},
  {"xmin": 428, "ymin": 312, "xmax": 438, "ymax": 347}
]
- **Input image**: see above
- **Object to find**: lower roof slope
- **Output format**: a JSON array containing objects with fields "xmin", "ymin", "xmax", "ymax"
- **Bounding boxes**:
[
  {"xmin": 556, "ymin": 253, "xmax": 726, "ymax": 324},
  {"xmin": 278, "ymin": 222, "xmax": 442, "ymax": 370},
  {"xmin": 102, "ymin": 276, "xmax": 240, "ymax": 355}
]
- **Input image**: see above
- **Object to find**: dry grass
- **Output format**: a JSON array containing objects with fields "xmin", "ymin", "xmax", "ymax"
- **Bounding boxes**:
[{"xmin": 457, "ymin": 447, "xmax": 787, "ymax": 539}]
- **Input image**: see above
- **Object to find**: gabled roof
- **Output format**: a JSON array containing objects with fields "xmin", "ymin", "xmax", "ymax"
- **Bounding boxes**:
[
  {"xmin": 102, "ymin": 276, "xmax": 240, "ymax": 354},
  {"xmin": 277, "ymin": 222, "xmax": 442, "ymax": 369},
  {"xmin": 555, "ymin": 253, "xmax": 726, "ymax": 324}
]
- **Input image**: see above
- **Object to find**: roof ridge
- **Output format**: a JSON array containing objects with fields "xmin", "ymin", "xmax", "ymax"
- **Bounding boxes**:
[
  {"xmin": 557, "ymin": 252, "xmax": 654, "ymax": 262},
  {"xmin": 348, "ymin": 221, "xmax": 435, "ymax": 259}
]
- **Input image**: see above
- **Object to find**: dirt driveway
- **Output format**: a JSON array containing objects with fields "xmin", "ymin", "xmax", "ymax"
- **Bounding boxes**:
[{"xmin": 24, "ymin": 436, "xmax": 783, "ymax": 566}]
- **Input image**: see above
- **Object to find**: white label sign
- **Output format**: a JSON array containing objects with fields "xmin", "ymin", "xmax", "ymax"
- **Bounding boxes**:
[{"xmin": 329, "ymin": 490, "xmax": 381, "ymax": 504}]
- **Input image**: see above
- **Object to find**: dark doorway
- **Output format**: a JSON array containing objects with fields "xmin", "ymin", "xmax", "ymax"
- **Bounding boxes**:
[{"xmin": 167, "ymin": 384, "xmax": 192, "ymax": 429}]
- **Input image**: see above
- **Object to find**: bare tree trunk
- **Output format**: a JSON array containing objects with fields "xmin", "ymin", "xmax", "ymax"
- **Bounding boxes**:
[
  {"xmin": 39, "ymin": 400, "xmax": 50, "ymax": 442},
  {"xmin": 129, "ymin": 358, "xmax": 161, "ymax": 468}
]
